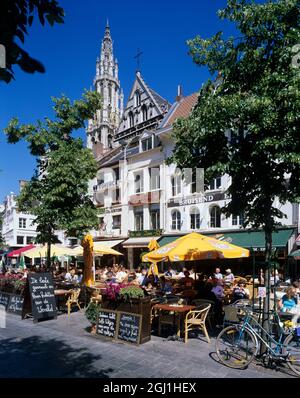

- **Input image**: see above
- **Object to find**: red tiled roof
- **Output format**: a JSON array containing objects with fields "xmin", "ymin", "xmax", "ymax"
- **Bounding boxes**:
[{"xmin": 165, "ymin": 93, "xmax": 199, "ymax": 127}]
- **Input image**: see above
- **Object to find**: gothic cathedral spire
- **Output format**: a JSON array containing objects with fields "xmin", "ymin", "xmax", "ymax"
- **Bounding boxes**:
[{"xmin": 87, "ymin": 22, "xmax": 123, "ymax": 157}]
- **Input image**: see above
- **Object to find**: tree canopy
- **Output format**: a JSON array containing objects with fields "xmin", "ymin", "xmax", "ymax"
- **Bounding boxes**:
[
  {"xmin": 4, "ymin": 90, "xmax": 102, "ymax": 253},
  {"xmin": 169, "ymin": 0, "xmax": 300, "ymax": 234},
  {"xmin": 0, "ymin": 0, "xmax": 65, "ymax": 83}
]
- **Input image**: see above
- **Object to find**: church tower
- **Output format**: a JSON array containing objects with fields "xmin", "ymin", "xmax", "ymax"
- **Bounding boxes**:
[{"xmin": 87, "ymin": 22, "xmax": 123, "ymax": 157}]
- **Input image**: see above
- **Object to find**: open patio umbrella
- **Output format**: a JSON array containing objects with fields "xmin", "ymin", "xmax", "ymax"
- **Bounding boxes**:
[
  {"xmin": 24, "ymin": 244, "xmax": 78, "ymax": 258},
  {"xmin": 7, "ymin": 244, "xmax": 35, "ymax": 257},
  {"xmin": 71, "ymin": 244, "xmax": 123, "ymax": 257},
  {"xmin": 142, "ymin": 232, "xmax": 250, "ymax": 263}
]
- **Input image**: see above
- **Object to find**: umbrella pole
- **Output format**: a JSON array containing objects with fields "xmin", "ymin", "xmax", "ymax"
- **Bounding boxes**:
[{"xmin": 93, "ymin": 255, "xmax": 95, "ymax": 284}]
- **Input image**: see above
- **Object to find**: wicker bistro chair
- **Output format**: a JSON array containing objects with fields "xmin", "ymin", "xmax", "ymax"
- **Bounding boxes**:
[
  {"xmin": 184, "ymin": 304, "xmax": 211, "ymax": 344},
  {"xmin": 66, "ymin": 289, "xmax": 81, "ymax": 317},
  {"xmin": 192, "ymin": 299, "xmax": 215, "ymax": 330}
]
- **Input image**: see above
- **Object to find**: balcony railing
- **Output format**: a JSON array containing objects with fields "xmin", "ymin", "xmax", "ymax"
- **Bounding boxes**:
[{"xmin": 129, "ymin": 191, "xmax": 160, "ymax": 206}]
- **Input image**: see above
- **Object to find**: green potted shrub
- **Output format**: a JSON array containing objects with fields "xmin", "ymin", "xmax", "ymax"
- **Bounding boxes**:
[
  {"xmin": 119, "ymin": 285, "xmax": 145, "ymax": 302},
  {"xmin": 85, "ymin": 301, "xmax": 101, "ymax": 334}
]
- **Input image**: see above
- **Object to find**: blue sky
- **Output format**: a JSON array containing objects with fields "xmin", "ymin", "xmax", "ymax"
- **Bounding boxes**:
[{"xmin": 0, "ymin": 0, "xmax": 236, "ymax": 202}]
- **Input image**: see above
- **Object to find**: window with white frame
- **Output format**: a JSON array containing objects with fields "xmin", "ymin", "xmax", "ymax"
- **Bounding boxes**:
[
  {"xmin": 134, "ymin": 207, "xmax": 144, "ymax": 231},
  {"xmin": 150, "ymin": 204, "xmax": 160, "ymax": 230},
  {"xmin": 142, "ymin": 137, "xmax": 152, "ymax": 151},
  {"xmin": 171, "ymin": 174, "xmax": 182, "ymax": 197},
  {"xmin": 134, "ymin": 172, "xmax": 144, "ymax": 193},
  {"xmin": 208, "ymin": 176, "xmax": 222, "ymax": 190},
  {"xmin": 17, "ymin": 236, "xmax": 24, "ymax": 245},
  {"xmin": 19, "ymin": 218, "xmax": 26, "ymax": 228},
  {"xmin": 232, "ymin": 213, "xmax": 245, "ymax": 226},
  {"xmin": 112, "ymin": 215, "xmax": 121, "ymax": 229},
  {"xmin": 190, "ymin": 208, "xmax": 201, "ymax": 230},
  {"xmin": 150, "ymin": 167, "xmax": 160, "ymax": 190},
  {"xmin": 171, "ymin": 210, "xmax": 181, "ymax": 230},
  {"xmin": 210, "ymin": 206, "xmax": 221, "ymax": 228}
]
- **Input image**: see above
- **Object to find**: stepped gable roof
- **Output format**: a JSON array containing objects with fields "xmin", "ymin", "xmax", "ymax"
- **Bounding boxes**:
[{"xmin": 159, "ymin": 92, "xmax": 199, "ymax": 129}]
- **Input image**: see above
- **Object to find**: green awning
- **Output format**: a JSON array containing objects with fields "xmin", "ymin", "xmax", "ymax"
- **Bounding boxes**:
[
  {"xmin": 157, "ymin": 235, "xmax": 182, "ymax": 247},
  {"xmin": 289, "ymin": 249, "xmax": 300, "ymax": 258},
  {"xmin": 216, "ymin": 228, "xmax": 294, "ymax": 249}
]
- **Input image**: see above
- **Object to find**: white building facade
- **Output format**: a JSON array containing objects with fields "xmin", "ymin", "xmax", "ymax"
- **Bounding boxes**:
[{"xmin": 88, "ymin": 25, "xmax": 299, "ymax": 269}]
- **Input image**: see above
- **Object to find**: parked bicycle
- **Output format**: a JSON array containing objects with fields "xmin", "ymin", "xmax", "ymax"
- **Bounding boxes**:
[{"xmin": 215, "ymin": 307, "xmax": 300, "ymax": 376}]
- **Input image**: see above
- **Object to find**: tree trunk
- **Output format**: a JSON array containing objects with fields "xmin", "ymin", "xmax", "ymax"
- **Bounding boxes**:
[
  {"xmin": 46, "ymin": 225, "xmax": 52, "ymax": 270},
  {"xmin": 260, "ymin": 220, "xmax": 273, "ymax": 355},
  {"xmin": 46, "ymin": 240, "xmax": 51, "ymax": 270}
]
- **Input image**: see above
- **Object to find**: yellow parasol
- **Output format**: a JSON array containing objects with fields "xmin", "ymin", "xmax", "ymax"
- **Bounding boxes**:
[
  {"xmin": 81, "ymin": 234, "xmax": 94, "ymax": 287},
  {"xmin": 148, "ymin": 238, "xmax": 160, "ymax": 251},
  {"xmin": 71, "ymin": 244, "xmax": 123, "ymax": 257},
  {"xmin": 142, "ymin": 232, "xmax": 250, "ymax": 263},
  {"xmin": 24, "ymin": 244, "xmax": 78, "ymax": 258}
]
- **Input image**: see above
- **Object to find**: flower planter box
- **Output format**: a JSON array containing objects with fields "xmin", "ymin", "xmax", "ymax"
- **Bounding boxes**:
[{"xmin": 101, "ymin": 296, "xmax": 151, "ymax": 344}]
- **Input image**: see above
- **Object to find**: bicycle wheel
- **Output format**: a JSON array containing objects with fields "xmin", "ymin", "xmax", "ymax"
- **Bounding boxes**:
[
  {"xmin": 216, "ymin": 325, "xmax": 258, "ymax": 369},
  {"xmin": 283, "ymin": 333, "xmax": 300, "ymax": 377}
]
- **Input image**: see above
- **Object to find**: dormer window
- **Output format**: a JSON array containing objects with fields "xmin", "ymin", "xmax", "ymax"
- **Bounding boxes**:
[
  {"xmin": 142, "ymin": 137, "xmax": 152, "ymax": 151},
  {"xmin": 134, "ymin": 91, "xmax": 141, "ymax": 107}
]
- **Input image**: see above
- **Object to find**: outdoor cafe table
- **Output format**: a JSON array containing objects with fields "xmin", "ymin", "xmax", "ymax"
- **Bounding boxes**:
[{"xmin": 153, "ymin": 303, "xmax": 196, "ymax": 338}]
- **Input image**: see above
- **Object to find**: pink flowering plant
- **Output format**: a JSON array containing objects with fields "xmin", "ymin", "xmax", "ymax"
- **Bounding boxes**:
[
  {"xmin": 0, "ymin": 273, "xmax": 26, "ymax": 294},
  {"xmin": 104, "ymin": 282, "xmax": 144, "ymax": 301}
]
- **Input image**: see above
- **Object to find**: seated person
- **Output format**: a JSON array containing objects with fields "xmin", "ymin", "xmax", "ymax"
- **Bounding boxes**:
[
  {"xmin": 128, "ymin": 272, "xmax": 139, "ymax": 285},
  {"xmin": 115, "ymin": 266, "xmax": 128, "ymax": 283},
  {"xmin": 178, "ymin": 267, "xmax": 188, "ymax": 278},
  {"xmin": 159, "ymin": 276, "xmax": 173, "ymax": 294},
  {"xmin": 189, "ymin": 268, "xmax": 196, "ymax": 280},
  {"xmin": 135, "ymin": 267, "xmax": 142, "ymax": 278},
  {"xmin": 278, "ymin": 286, "xmax": 298, "ymax": 312},
  {"xmin": 137, "ymin": 268, "xmax": 149, "ymax": 286},
  {"xmin": 231, "ymin": 281, "xmax": 250, "ymax": 303},
  {"xmin": 64, "ymin": 269, "xmax": 72, "ymax": 282},
  {"xmin": 180, "ymin": 271, "xmax": 195, "ymax": 289},
  {"xmin": 148, "ymin": 264, "xmax": 159, "ymax": 284},
  {"xmin": 143, "ymin": 281, "xmax": 155, "ymax": 294},
  {"xmin": 164, "ymin": 266, "xmax": 176, "ymax": 277},
  {"xmin": 76, "ymin": 270, "xmax": 83, "ymax": 284},
  {"xmin": 224, "ymin": 269, "xmax": 235, "ymax": 286},
  {"xmin": 212, "ymin": 279, "xmax": 225, "ymax": 301},
  {"xmin": 213, "ymin": 267, "xmax": 223, "ymax": 280},
  {"xmin": 105, "ymin": 271, "xmax": 116, "ymax": 283}
]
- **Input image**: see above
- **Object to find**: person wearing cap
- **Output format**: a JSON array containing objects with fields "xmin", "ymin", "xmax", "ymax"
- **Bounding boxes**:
[{"xmin": 224, "ymin": 268, "xmax": 235, "ymax": 286}]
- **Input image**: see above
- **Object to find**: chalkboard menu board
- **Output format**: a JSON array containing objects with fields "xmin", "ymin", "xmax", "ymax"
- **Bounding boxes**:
[
  {"xmin": 27, "ymin": 273, "xmax": 57, "ymax": 321},
  {"xmin": 0, "ymin": 292, "xmax": 10, "ymax": 310},
  {"xmin": 96, "ymin": 310, "xmax": 118, "ymax": 339},
  {"xmin": 117, "ymin": 312, "xmax": 142, "ymax": 345},
  {"xmin": 7, "ymin": 294, "xmax": 24, "ymax": 315}
]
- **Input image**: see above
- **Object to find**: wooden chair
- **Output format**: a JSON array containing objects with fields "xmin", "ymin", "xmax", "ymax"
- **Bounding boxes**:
[
  {"xmin": 158, "ymin": 309, "xmax": 180, "ymax": 336},
  {"xmin": 66, "ymin": 289, "xmax": 81, "ymax": 317},
  {"xmin": 184, "ymin": 304, "xmax": 211, "ymax": 343}
]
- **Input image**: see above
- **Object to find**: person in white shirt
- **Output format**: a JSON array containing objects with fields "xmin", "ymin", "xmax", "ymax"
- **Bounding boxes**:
[
  {"xmin": 214, "ymin": 267, "xmax": 223, "ymax": 280},
  {"xmin": 64, "ymin": 271, "xmax": 72, "ymax": 281},
  {"xmin": 224, "ymin": 269, "xmax": 235, "ymax": 285},
  {"xmin": 116, "ymin": 267, "xmax": 128, "ymax": 283},
  {"xmin": 178, "ymin": 267, "xmax": 188, "ymax": 278}
]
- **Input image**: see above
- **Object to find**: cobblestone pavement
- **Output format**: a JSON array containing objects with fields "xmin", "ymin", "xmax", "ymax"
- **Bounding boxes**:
[{"xmin": 0, "ymin": 311, "xmax": 296, "ymax": 378}]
